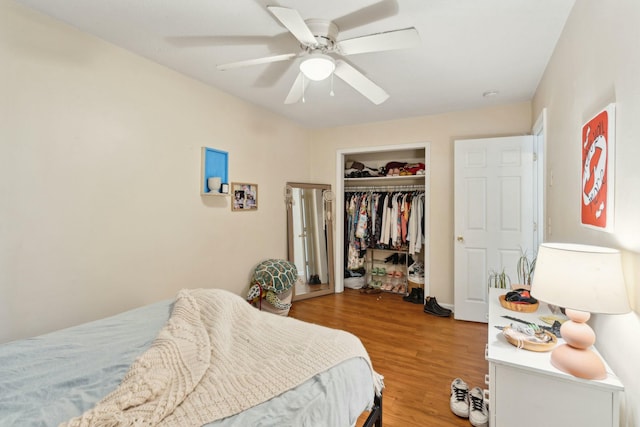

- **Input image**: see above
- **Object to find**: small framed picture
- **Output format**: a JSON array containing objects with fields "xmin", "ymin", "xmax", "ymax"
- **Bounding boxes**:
[{"xmin": 231, "ymin": 182, "xmax": 258, "ymax": 211}]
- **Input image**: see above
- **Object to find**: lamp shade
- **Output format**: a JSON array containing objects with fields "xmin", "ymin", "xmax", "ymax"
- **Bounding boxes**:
[
  {"xmin": 531, "ymin": 243, "xmax": 630, "ymax": 314},
  {"xmin": 299, "ymin": 54, "xmax": 335, "ymax": 81}
]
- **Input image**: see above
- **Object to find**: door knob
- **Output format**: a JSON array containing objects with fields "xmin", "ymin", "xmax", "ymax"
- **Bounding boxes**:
[{"xmin": 456, "ymin": 235, "xmax": 464, "ymax": 242}]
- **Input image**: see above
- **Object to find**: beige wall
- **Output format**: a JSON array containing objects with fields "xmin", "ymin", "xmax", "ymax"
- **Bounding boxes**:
[
  {"xmin": 0, "ymin": 0, "xmax": 310, "ymax": 343},
  {"xmin": 310, "ymin": 102, "xmax": 532, "ymax": 303},
  {"xmin": 533, "ymin": 0, "xmax": 640, "ymax": 423}
]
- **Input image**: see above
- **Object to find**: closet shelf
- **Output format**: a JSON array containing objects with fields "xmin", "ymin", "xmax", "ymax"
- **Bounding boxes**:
[
  {"xmin": 344, "ymin": 175, "xmax": 424, "ymax": 184},
  {"xmin": 369, "ymin": 247, "xmax": 410, "ymax": 254}
]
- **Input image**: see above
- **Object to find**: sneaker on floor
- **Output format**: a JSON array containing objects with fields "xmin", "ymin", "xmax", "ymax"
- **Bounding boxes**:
[
  {"xmin": 449, "ymin": 378, "xmax": 469, "ymax": 418},
  {"xmin": 469, "ymin": 386, "xmax": 488, "ymax": 427}
]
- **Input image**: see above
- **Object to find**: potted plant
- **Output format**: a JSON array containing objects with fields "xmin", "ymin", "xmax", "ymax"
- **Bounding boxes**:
[
  {"xmin": 488, "ymin": 268, "xmax": 511, "ymax": 290},
  {"xmin": 514, "ymin": 250, "xmax": 537, "ymax": 290}
]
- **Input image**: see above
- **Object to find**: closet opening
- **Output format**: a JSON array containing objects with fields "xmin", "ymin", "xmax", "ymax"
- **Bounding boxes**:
[{"xmin": 335, "ymin": 142, "xmax": 430, "ymax": 300}]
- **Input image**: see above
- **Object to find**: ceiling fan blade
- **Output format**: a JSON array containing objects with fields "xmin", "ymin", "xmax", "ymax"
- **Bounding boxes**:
[
  {"xmin": 166, "ymin": 35, "xmax": 271, "ymax": 48},
  {"xmin": 267, "ymin": 6, "xmax": 318, "ymax": 47},
  {"xmin": 333, "ymin": 60, "xmax": 389, "ymax": 105},
  {"xmin": 333, "ymin": 0, "xmax": 399, "ymax": 32},
  {"xmin": 284, "ymin": 72, "xmax": 310, "ymax": 104},
  {"xmin": 166, "ymin": 32, "xmax": 297, "ymax": 50},
  {"xmin": 217, "ymin": 53, "xmax": 296, "ymax": 71},
  {"xmin": 253, "ymin": 59, "xmax": 294, "ymax": 88},
  {"xmin": 338, "ymin": 27, "xmax": 420, "ymax": 55}
]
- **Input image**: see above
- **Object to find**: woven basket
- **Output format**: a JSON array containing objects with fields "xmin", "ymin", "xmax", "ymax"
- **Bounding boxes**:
[
  {"xmin": 502, "ymin": 326, "xmax": 557, "ymax": 352},
  {"xmin": 499, "ymin": 294, "xmax": 539, "ymax": 313},
  {"xmin": 407, "ymin": 279, "xmax": 423, "ymax": 290}
]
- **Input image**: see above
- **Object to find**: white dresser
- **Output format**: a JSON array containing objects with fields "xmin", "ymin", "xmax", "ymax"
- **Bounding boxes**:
[{"xmin": 485, "ymin": 288, "xmax": 624, "ymax": 427}]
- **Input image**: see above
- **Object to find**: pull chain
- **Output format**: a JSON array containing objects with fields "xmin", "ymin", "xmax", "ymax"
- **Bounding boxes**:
[
  {"xmin": 302, "ymin": 74, "xmax": 306, "ymax": 103},
  {"xmin": 330, "ymin": 73, "xmax": 335, "ymax": 97}
]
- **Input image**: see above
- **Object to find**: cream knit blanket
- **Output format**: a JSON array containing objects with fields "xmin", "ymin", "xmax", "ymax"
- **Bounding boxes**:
[{"xmin": 62, "ymin": 288, "xmax": 383, "ymax": 427}]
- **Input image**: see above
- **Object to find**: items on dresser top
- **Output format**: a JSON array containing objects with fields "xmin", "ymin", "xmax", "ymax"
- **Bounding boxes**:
[{"xmin": 486, "ymin": 288, "xmax": 623, "ymax": 427}]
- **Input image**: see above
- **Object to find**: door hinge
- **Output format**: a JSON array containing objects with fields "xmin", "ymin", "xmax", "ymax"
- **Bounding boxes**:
[
  {"xmin": 533, "ymin": 152, "xmax": 538, "ymax": 161},
  {"xmin": 533, "ymin": 221, "xmax": 538, "ymax": 232}
]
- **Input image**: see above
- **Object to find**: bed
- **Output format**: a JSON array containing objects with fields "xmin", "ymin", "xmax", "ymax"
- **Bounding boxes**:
[{"xmin": 0, "ymin": 288, "xmax": 383, "ymax": 427}]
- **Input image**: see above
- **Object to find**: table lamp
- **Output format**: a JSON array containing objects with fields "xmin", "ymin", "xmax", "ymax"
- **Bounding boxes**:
[{"xmin": 531, "ymin": 243, "xmax": 630, "ymax": 380}]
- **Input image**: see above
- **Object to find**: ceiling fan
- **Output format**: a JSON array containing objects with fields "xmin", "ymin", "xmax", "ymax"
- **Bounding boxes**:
[{"xmin": 216, "ymin": 5, "xmax": 420, "ymax": 105}]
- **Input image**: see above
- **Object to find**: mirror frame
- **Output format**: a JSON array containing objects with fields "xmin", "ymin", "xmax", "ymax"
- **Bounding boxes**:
[{"xmin": 286, "ymin": 182, "xmax": 335, "ymax": 301}]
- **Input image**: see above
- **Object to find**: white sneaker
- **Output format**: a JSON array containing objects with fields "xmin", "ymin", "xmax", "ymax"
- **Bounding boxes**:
[
  {"xmin": 449, "ymin": 378, "xmax": 469, "ymax": 418},
  {"xmin": 469, "ymin": 386, "xmax": 488, "ymax": 427}
]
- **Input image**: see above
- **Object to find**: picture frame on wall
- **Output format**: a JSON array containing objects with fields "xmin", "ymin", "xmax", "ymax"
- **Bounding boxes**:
[
  {"xmin": 581, "ymin": 103, "xmax": 615, "ymax": 232},
  {"xmin": 231, "ymin": 182, "xmax": 258, "ymax": 211}
]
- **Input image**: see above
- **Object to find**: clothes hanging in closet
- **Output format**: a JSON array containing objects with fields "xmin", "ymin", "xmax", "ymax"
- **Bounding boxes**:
[{"xmin": 345, "ymin": 190, "xmax": 425, "ymax": 260}]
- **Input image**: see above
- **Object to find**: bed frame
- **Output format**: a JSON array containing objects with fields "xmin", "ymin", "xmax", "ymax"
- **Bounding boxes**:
[{"xmin": 362, "ymin": 393, "xmax": 383, "ymax": 427}]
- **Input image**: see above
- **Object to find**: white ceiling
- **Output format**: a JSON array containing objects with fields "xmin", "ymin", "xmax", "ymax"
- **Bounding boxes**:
[{"xmin": 15, "ymin": 0, "xmax": 575, "ymax": 128}]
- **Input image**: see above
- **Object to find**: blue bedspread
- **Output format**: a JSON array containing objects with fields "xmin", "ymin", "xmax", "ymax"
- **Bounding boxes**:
[{"xmin": 0, "ymin": 299, "xmax": 374, "ymax": 427}]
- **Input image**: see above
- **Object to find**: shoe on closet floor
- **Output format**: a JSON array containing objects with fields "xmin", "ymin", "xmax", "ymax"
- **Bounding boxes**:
[
  {"xmin": 384, "ymin": 253, "xmax": 399, "ymax": 264},
  {"xmin": 423, "ymin": 296, "xmax": 451, "ymax": 317},
  {"xmin": 469, "ymin": 386, "xmax": 488, "ymax": 427},
  {"xmin": 402, "ymin": 287, "xmax": 424, "ymax": 304},
  {"xmin": 450, "ymin": 378, "xmax": 469, "ymax": 418}
]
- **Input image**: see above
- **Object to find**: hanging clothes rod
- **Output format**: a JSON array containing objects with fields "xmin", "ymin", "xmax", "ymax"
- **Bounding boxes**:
[{"xmin": 345, "ymin": 184, "xmax": 425, "ymax": 192}]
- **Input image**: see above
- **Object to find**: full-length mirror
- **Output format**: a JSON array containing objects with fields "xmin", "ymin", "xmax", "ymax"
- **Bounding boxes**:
[{"xmin": 286, "ymin": 182, "xmax": 334, "ymax": 301}]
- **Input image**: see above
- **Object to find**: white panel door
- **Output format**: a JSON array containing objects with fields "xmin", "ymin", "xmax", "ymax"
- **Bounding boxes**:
[{"xmin": 454, "ymin": 136, "xmax": 535, "ymax": 322}]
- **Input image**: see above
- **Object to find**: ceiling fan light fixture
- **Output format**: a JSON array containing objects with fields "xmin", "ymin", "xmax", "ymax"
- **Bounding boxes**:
[{"xmin": 300, "ymin": 54, "xmax": 335, "ymax": 81}]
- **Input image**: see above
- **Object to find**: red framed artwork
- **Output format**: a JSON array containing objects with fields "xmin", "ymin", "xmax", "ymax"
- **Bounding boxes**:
[{"xmin": 581, "ymin": 104, "xmax": 615, "ymax": 231}]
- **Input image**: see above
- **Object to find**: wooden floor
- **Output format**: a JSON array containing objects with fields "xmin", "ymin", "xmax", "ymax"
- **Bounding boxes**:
[{"xmin": 288, "ymin": 289, "xmax": 488, "ymax": 427}]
